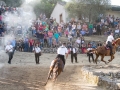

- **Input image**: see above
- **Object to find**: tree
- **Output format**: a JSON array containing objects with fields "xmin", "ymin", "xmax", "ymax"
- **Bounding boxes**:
[
  {"xmin": 34, "ymin": 0, "xmax": 62, "ymax": 18},
  {"xmin": 3, "ymin": 0, "xmax": 24, "ymax": 7},
  {"xmin": 65, "ymin": 0, "xmax": 111, "ymax": 23}
]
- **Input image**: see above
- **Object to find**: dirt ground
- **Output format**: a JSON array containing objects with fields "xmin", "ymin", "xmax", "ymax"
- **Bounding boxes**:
[{"xmin": 1, "ymin": 50, "xmax": 120, "ymax": 90}]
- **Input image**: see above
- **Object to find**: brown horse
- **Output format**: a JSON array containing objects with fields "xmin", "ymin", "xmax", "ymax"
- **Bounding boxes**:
[
  {"xmin": 45, "ymin": 58, "xmax": 63, "ymax": 85},
  {"xmin": 92, "ymin": 38, "xmax": 120, "ymax": 64}
]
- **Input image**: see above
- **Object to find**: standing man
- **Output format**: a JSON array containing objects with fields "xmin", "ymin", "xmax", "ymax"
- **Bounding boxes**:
[
  {"xmin": 57, "ymin": 42, "xmax": 68, "ymax": 66},
  {"xmin": 106, "ymin": 32, "xmax": 114, "ymax": 55},
  {"xmin": 87, "ymin": 44, "xmax": 94, "ymax": 63},
  {"xmin": 96, "ymin": 22, "xmax": 101, "ymax": 35},
  {"xmin": 33, "ymin": 43, "xmax": 41, "ymax": 64},
  {"xmin": 5, "ymin": 42, "xmax": 14, "ymax": 64},
  {"xmin": 70, "ymin": 45, "xmax": 78, "ymax": 63}
]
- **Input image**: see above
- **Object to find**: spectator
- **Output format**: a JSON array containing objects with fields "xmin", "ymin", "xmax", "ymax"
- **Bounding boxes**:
[
  {"xmin": 96, "ymin": 22, "xmax": 101, "ymax": 35},
  {"xmin": 48, "ymin": 30, "xmax": 53, "ymax": 47},
  {"xmin": 44, "ymin": 31, "xmax": 48, "ymax": 47},
  {"xmin": 76, "ymin": 30, "xmax": 80, "ymax": 38},
  {"xmin": 70, "ymin": 45, "xmax": 78, "ymax": 63},
  {"xmin": 58, "ymin": 24, "xmax": 62, "ymax": 37},
  {"xmin": 68, "ymin": 33, "xmax": 72, "ymax": 42},
  {"xmin": 54, "ymin": 31, "xmax": 59, "ymax": 44},
  {"xmin": 29, "ymin": 38, "xmax": 34, "ymax": 52},
  {"xmin": 88, "ymin": 23, "xmax": 93, "ymax": 35},
  {"xmin": 97, "ymin": 41, "xmax": 102, "ymax": 47},
  {"xmin": 76, "ymin": 37, "xmax": 81, "ymax": 48},
  {"xmin": 39, "ymin": 31, "xmax": 44, "ymax": 48},
  {"xmin": 32, "ymin": 26, "xmax": 36, "ymax": 36},
  {"xmin": 77, "ymin": 23, "xmax": 81, "ymax": 31},
  {"xmin": 64, "ymin": 29, "xmax": 69, "ymax": 37},
  {"xmin": 24, "ymin": 37, "xmax": 29, "ymax": 52},
  {"xmin": 93, "ymin": 28, "xmax": 96, "ymax": 35}
]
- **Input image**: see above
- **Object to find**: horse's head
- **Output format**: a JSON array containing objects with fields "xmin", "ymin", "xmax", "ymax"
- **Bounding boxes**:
[{"xmin": 113, "ymin": 38, "xmax": 120, "ymax": 47}]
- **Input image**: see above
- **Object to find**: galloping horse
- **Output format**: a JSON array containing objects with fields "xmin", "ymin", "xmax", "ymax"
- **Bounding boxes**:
[
  {"xmin": 45, "ymin": 58, "xmax": 64, "ymax": 85},
  {"xmin": 92, "ymin": 38, "xmax": 120, "ymax": 64}
]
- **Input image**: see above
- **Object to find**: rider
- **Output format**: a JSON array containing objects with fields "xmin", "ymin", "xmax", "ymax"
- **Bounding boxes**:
[
  {"xmin": 56, "ymin": 42, "xmax": 68, "ymax": 65},
  {"xmin": 106, "ymin": 32, "xmax": 114, "ymax": 55}
]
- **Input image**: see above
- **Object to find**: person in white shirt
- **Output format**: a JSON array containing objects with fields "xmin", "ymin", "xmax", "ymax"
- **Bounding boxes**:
[
  {"xmin": 56, "ymin": 43, "xmax": 68, "ymax": 65},
  {"xmin": 76, "ymin": 37, "xmax": 81, "ymax": 47},
  {"xmin": 114, "ymin": 27, "xmax": 120, "ymax": 34},
  {"xmin": 33, "ymin": 43, "xmax": 41, "ymax": 64},
  {"xmin": 5, "ymin": 42, "xmax": 14, "ymax": 64},
  {"xmin": 106, "ymin": 32, "xmax": 114, "ymax": 55},
  {"xmin": 70, "ymin": 45, "xmax": 78, "ymax": 63}
]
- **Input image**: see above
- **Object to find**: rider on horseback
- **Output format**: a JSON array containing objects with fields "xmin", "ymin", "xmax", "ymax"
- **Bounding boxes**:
[
  {"xmin": 56, "ymin": 42, "xmax": 68, "ymax": 67},
  {"xmin": 50, "ymin": 42, "xmax": 68, "ymax": 72},
  {"xmin": 106, "ymin": 32, "xmax": 114, "ymax": 55}
]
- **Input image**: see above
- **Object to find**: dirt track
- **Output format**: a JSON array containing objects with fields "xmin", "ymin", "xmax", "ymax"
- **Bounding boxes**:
[
  {"xmin": 1, "ymin": 50, "xmax": 117, "ymax": 90},
  {"xmin": 0, "ymin": 65, "xmax": 104, "ymax": 90}
]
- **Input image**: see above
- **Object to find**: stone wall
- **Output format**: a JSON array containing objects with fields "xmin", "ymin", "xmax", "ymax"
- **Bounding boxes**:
[{"xmin": 81, "ymin": 66, "xmax": 120, "ymax": 90}]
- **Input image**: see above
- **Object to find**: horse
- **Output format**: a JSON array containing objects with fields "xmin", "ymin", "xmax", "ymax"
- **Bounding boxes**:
[
  {"xmin": 45, "ymin": 58, "xmax": 64, "ymax": 85},
  {"xmin": 91, "ymin": 38, "xmax": 120, "ymax": 64}
]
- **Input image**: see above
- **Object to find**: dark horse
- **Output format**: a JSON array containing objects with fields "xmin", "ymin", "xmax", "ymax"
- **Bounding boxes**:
[
  {"xmin": 92, "ymin": 38, "xmax": 120, "ymax": 64},
  {"xmin": 45, "ymin": 58, "xmax": 64, "ymax": 85}
]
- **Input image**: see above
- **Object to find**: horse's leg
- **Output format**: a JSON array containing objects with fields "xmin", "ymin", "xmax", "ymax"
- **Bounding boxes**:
[
  {"xmin": 53, "ymin": 71, "xmax": 57, "ymax": 82},
  {"xmin": 95, "ymin": 54, "xmax": 99, "ymax": 64},
  {"xmin": 108, "ymin": 55, "xmax": 114, "ymax": 63},
  {"xmin": 45, "ymin": 69, "xmax": 53, "ymax": 85},
  {"xmin": 101, "ymin": 55, "xmax": 107, "ymax": 64},
  {"xmin": 55, "ymin": 69, "xmax": 62, "ymax": 79}
]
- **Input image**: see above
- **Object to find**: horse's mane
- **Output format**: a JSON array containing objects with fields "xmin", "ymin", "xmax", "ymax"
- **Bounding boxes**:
[{"xmin": 112, "ymin": 38, "xmax": 120, "ymax": 45}]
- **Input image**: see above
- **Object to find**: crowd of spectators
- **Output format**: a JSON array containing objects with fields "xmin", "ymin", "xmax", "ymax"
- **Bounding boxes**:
[{"xmin": 1, "ymin": 4, "xmax": 120, "ymax": 54}]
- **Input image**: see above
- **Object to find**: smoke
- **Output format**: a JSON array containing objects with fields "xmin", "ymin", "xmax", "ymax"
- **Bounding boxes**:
[{"xmin": 0, "ymin": 0, "xmax": 36, "ymax": 48}]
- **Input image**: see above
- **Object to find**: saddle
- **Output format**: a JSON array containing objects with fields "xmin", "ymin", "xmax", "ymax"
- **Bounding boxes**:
[{"xmin": 105, "ymin": 46, "xmax": 110, "ymax": 50}]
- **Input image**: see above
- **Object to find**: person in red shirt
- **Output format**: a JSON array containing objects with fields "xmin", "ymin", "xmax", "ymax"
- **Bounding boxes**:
[
  {"xmin": 39, "ymin": 23, "xmax": 44, "ymax": 31},
  {"xmin": 29, "ymin": 38, "xmax": 34, "ymax": 52}
]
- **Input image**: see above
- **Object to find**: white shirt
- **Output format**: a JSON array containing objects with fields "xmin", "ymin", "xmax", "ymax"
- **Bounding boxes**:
[
  {"xmin": 68, "ymin": 34, "xmax": 72, "ymax": 38},
  {"xmin": 87, "ymin": 48, "xmax": 93, "ymax": 51},
  {"xmin": 33, "ymin": 47, "xmax": 41, "ymax": 53},
  {"xmin": 57, "ymin": 46, "xmax": 68, "ymax": 55},
  {"xmin": 70, "ymin": 48, "xmax": 77, "ymax": 53},
  {"xmin": 115, "ymin": 29, "xmax": 119, "ymax": 33},
  {"xmin": 106, "ymin": 35, "xmax": 114, "ymax": 44},
  {"xmin": 5, "ymin": 45, "xmax": 13, "ymax": 52},
  {"xmin": 77, "ymin": 25, "xmax": 81, "ymax": 29},
  {"xmin": 87, "ymin": 48, "xmax": 93, "ymax": 53},
  {"xmin": 101, "ymin": 19, "xmax": 104, "ymax": 23},
  {"xmin": 76, "ymin": 39, "xmax": 81, "ymax": 44}
]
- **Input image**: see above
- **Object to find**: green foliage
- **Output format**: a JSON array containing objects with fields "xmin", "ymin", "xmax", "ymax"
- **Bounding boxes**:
[
  {"xmin": 65, "ymin": 0, "xmax": 111, "ymax": 23},
  {"xmin": 3, "ymin": 0, "xmax": 24, "ymax": 7},
  {"xmin": 34, "ymin": 0, "xmax": 62, "ymax": 18}
]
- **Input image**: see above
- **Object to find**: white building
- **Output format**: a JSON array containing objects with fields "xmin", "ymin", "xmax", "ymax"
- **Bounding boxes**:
[{"xmin": 51, "ymin": 2, "xmax": 69, "ymax": 23}]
